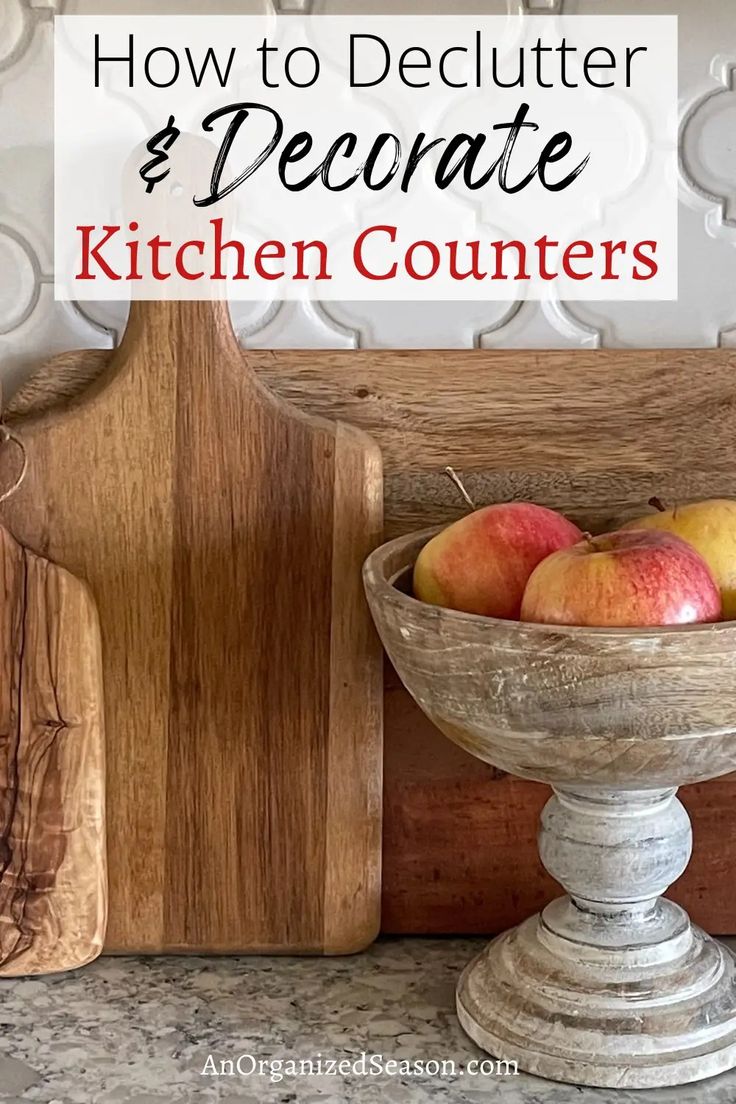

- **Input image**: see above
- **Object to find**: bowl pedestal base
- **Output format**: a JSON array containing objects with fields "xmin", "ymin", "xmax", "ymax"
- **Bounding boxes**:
[{"xmin": 456, "ymin": 786, "xmax": 736, "ymax": 1089}]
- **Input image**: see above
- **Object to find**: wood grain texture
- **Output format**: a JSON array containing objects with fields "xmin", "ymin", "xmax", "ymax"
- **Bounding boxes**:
[
  {"xmin": 8, "ymin": 346, "xmax": 736, "ymax": 935},
  {"xmin": 1, "ymin": 303, "xmax": 382, "ymax": 954},
  {"xmin": 364, "ymin": 528, "xmax": 736, "ymax": 792},
  {"xmin": 0, "ymin": 524, "xmax": 105, "ymax": 976}
]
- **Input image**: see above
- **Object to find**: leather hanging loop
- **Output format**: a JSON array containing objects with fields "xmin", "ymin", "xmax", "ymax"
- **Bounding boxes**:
[{"xmin": 0, "ymin": 425, "xmax": 27, "ymax": 504}]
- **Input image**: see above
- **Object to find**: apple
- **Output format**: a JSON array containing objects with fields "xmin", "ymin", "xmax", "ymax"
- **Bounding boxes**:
[
  {"xmin": 520, "ymin": 529, "xmax": 721, "ymax": 627},
  {"xmin": 413, "ymin": 502, "xmax": 582, "ymax": 619},
  {"xmin": 622, "ymin": 499, "xmax": 736, "ymax": 620}
]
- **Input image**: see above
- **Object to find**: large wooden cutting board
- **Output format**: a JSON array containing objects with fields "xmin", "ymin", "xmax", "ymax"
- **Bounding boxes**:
[
  {"xmin": 1, "ymin": 303, "xmax": 383, "ymax": 954},
  {"xmin": 10, "ymin": 345, "xmax": 736, "ymax": 935}
]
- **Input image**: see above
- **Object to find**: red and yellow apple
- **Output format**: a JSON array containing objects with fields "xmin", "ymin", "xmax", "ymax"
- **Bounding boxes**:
[
  {"xmin": 520, "ymin": 529, "xmax": 721, "ymax": 627},
  {"xmin": 413, "ymin": 502, "xmax": 582, "ymax": 619},
  {"xmin": 623, "ymin": 499, "xmax": 736, "ymax": 620}
]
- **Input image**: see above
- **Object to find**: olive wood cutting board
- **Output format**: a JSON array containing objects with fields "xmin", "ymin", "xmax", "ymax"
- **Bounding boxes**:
[
  {"xmin": 0, "ymin": 523, "xmax": 105, "ymax": 975},
  {"xmin": 10, "ymin": 345, "xmax": 736, "ymax": 935},
  {"xmin": 1, "ymin": 302, "xmax": 382, "ymax": 954}
]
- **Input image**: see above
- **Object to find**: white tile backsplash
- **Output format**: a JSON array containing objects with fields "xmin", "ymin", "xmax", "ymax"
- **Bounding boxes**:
[{"xmin": 1, "ymin": 0, "xmax": 734, "ymax": 384}]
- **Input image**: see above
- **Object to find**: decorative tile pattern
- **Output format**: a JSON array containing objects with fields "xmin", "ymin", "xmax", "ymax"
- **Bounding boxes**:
[
  {"xmin": 245, "ymin": 299, "xmax": 358, "ymax": 348},
  {"xmin": 327, "ymin": 301, "xmax": 513, "ymax": 349},
  {"xmin": 681, "ymin": 63, "xmax": 736, "ymax": 227},
  {"xmin": 0, "ymin": 225, "xmax": 39, "ymax": 334},
  {"xmin": 0, "ymin": 1, "xmax": 29, "ymax": 73},
  {"xmin": 479, "ymin": 299, "xmax": 600, "ymax": 349},
  {"xmin": 0, "ymin": 0, "xmax": 734, "ymax": 385}
]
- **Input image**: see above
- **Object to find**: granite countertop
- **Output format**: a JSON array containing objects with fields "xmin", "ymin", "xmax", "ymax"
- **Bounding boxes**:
[{"xmin": 2, "ymin": 937, "xmax": 736, "ymax": 1104}]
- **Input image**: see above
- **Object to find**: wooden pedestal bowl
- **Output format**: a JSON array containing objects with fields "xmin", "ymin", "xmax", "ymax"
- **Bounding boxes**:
[{"xmin": 364, "ymin": 526, "xmax": 736, "ymax": 1090}]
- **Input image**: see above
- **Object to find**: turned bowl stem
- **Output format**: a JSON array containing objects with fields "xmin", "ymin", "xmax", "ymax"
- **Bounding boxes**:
[{"xmin": 540, "ymin": 787, "xmax": 692, "ymax": 918}]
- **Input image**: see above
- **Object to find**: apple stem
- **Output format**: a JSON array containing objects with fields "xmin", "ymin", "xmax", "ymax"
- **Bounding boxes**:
[
  {"xmin": 444, "ymin": 466, "xmax": 476, "ymax": 511},
  {"xmin": 648, "ymin": 496, "xmax": 668, "ymax": 513},
  {"xmin": 582, "ymin": 531, "xmax": 597, "ymax": 551}
]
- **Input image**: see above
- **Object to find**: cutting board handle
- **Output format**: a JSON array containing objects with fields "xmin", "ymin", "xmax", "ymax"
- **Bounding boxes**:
[{"xmin": 120, "ymin": 300, "xmax": 243, "ymax": 363}]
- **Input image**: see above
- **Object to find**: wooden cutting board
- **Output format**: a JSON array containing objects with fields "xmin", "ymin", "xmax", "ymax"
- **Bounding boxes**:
[
  {"xmin": 12, "ymin": 345, "xmax": 736, "ymax": 936},
  {"xmin": 1, "ymin": 302, "xmax": 382, "ymax": 954},
  {"xmin": 0, "ymin": 523, "xmax": 105, "ymax": 975}
]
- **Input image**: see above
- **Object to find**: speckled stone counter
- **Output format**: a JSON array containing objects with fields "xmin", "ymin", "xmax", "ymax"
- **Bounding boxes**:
[{"xmin": 2, "ymin": 938, "xmax": 736, "ymax": 1104}]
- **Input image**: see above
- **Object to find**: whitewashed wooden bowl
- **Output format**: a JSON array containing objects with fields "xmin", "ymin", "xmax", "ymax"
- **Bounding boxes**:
[{"xmin": 364, "ymin": 526, "xmax": 736, "ymax": 1090}]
